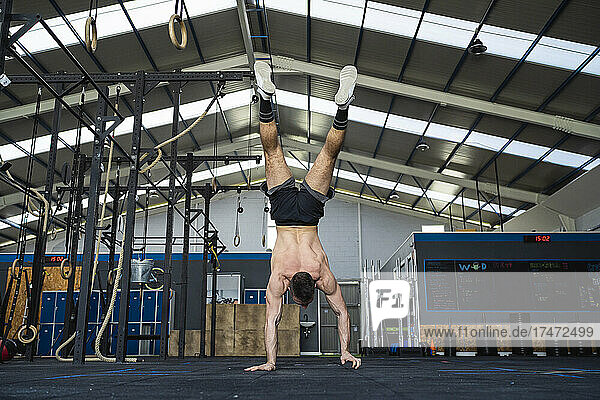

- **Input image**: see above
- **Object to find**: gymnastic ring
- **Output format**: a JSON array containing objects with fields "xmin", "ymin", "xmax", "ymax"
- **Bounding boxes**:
[
  {"xmin": 211, "ymin": 176, "xmax": 217, "ymax": 192},
  {"xmin": 17, "ymin": 324, "xmax": 38, "ymax": 344},
  {"xmin": 85, "ymin": 16, "xmax": 98, "ymax": 53},
  {"xmin": 233, "ymin": 235, "xmax": 241, "ymax": 247},
  {"xmin": 261, "ymin": 234, "xmax": 266, "ymax": 247},
  {"xmin": 10, "ymin": 259, "xmax": 18, "ymax": 279},
  {"xmin": 60, "ymin": 258, "xmax": 72, "ymax": 280},
  {"xmin": 168, "ymin": 14, "xmax": 187, "ymax": 50}
]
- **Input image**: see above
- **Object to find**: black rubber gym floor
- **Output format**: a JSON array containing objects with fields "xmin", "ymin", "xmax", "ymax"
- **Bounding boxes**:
[{"xmin": 3, "ymin": 356, "xmax": 600, "ymax": 399}]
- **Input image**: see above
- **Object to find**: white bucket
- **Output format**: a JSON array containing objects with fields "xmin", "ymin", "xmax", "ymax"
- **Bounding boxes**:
[{"xmin": 131, "ymin": 259, "xmax": 154, "ymax": 283}]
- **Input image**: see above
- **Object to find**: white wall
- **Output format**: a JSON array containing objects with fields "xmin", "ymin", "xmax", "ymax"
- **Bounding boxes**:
[{"xmin": 576, "ymin": 205, "xmax": 600, "ymax": 231}]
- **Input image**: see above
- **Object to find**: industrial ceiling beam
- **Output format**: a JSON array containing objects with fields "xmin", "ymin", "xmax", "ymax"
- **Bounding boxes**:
[
  {"xmin": 281, "ymin": 136, "xmax": 546, "ymax": 205},
  {"xmin": 267, "ymin": 54, "xmax": 600, "ymax": 141},
  {"xmin": 8, "ymin": 53, "xmax": 597, "ymax": 143}
]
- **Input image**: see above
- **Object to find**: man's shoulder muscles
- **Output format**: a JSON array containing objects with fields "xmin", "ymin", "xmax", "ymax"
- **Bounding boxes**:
[
  {"xmin": 267, "ymin": 273, "xmax": 287, "ymax": 297},
  {"xmin": 317, "ymin": 270, "xmax": 338, "ymax": 296}
]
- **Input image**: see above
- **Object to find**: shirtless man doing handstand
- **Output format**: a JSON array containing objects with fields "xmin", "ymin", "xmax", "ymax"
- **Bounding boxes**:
[{"xmin": 245, "ymin": 61, "xmax": 361, "ymax": 372}]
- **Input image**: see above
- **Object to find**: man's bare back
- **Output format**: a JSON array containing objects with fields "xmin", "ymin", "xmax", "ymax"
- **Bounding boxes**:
[{"xmin": 245, "ymin": 61, "xmax": 361, "ymax": 372}]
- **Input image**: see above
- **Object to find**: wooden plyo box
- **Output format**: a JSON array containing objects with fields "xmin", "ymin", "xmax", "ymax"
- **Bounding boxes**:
[{"xmin": 169, "ymin": 304, "xmax": 300, "ymax": 356}]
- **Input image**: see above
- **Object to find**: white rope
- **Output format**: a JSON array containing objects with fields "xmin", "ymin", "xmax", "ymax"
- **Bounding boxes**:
[
  {"xmin": 139, "ymin": 109, "xmax": 209, "ymax": 173},
  {"xmin": 56, "ymin": 139, "xmax": 134, "ymax": 362}
]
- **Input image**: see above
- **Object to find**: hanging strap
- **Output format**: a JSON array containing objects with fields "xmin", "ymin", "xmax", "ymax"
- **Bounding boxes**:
[
  {"xmin": 261, "ymin": 197, "xmax": 269, "ymax": 247},
  {"xmin": 233, "ymin": 195, "xmax": 242, "ymax": 247}
]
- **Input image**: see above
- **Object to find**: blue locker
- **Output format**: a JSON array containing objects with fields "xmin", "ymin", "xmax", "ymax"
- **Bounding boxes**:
[
  {"xmin": 37, "ymin": 324, "xmax": 53, "ymax": 356},
  {"xmin": 40, "ymin": 292, "xmax": 56, "ymax": 323},
  {"xmin": 52, "ymin": 324, "xmax": 64, "ymax": 356},
  {"xmin": 259, "ymin": 290, "xmax": 267, "ymax": 304},
  {"xmin": 245, "ymin": 290, "xmax": 259, "ymax": 304},
  {"xmin": 154, "ymin": 323, "xmax": 162, "ymax": 355},
  {"xmin": 110, "ymin": 323, "xmax": 118, "ymax": 354},
  {"xmin": 127, "ymin": 323, "xmax": 140, "ymax": 355},
  {"xmin": 157, "ymin": 291, "xmax": 163, "ymax": 320},
  {"xmin": 142, "ymin": 291, "xmax": 157, "ymax": 322},
  {"xmin": 54, "ymin": 292, "xmax": 67, "ymax": 323},
  {"xmin": 129, "ymin": 291, "xmax": 141, "ymax": 322}
]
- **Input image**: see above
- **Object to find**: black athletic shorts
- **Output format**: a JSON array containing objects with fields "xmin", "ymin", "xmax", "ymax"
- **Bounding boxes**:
[{"xmin": 261, "ymin": 177, "xmax": 334, "ymax": 226}]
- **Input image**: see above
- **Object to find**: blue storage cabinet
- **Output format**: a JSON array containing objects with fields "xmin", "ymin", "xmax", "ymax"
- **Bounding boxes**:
[
  {"xmin": 37, "ymin": 324, "xmax": 53, "ymax": 356},
  {"xmin": 37, "ymin": 289, "xmax": 172, "ymax": 356},
  {"xmin": 142, "ymin": 291, "xmax": 157, "ymax": 322},
  {"xmin": 259, "ymin": 290, "xmax": 267, "ymax": 304},
  {"xmin": 40, "ymin": 292, "xmax": 56, "ymax": 324},
  {"xmin": 245, "ymin": 289, "xmax": 259, "ymax": 304},
  {"xmin": 54, "ymin": 292, "xmax": 68, "ymax": 323},
  {"xmin": 244, "ymin": 289, "xmax": 267, "ymax": 304}
]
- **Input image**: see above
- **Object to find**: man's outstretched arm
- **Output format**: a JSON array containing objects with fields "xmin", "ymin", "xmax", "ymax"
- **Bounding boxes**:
[
  {"xmin": 325, "ymin": 281, "xmax": 361, "ymax": 369},
  {"xmin": 245, "ymin": 277, "xmax": 283, "ymax": 371}
]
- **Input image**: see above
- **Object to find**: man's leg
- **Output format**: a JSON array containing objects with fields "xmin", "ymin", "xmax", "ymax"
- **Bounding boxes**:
[
  {"xmin": 305, "ymin": 65, "xmax": 357, "ymax": 195},
  {"xmin": 255, "ymin": 61, "xmax": 293, "ymax": 190}
]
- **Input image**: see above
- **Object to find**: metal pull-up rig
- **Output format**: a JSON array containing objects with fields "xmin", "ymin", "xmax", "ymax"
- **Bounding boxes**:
[{"xmin": 0, "ymin": 1, "xmax": 260, "ymax": 364}]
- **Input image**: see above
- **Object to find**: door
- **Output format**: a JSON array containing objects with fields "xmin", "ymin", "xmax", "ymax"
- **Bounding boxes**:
[{"xmin": 319, "ymin": 282, "xmax": 360, "ymax": 354}]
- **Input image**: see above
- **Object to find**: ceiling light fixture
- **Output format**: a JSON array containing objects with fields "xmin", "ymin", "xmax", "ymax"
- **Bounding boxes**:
[
  {"xmin": 468, "ymin": 38, "xmax": 487, "ymax": 55},
  {"xmin": 416, "ymin": 141, "xmax": 430, "ymax": 152}
]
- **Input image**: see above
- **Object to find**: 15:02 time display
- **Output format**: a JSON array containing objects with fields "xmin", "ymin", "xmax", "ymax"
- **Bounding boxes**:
[{"xmin": 523, "ymin": 234, "xmax": 551, "ymax": 243}]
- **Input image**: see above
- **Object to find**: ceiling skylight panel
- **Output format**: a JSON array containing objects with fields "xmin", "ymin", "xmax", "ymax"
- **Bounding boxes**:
[
  {"xmin": 504, "ymin": 140, "xmax": 548, "ymax": 160},
  {"xmin": 425, "ymin": 123, "xmax": 468, "ymax": 143},
  {"xmin": 544, "ymin": 149, "xmax": 592, "ymax": 169},
  {"xmin": 464, "ymin": 131, "xmax": 509, "ymax": 152},
  {"xmin": 276, "ymin": 90, "xmax": 309, "ymax": 111},
  {"xmin": 582, "ymin": 54, "xmax": 600, "ymax": 76},
  {"xmin": 585, "ymin": 159, "xmax": 600, "ymax": 171},
  {"xmin": 418, "ymin": 13, "xmax": 476, "ymax": 49},
  {"xmin": 347, "ymin": 105, "xmax": 389, "ymax": 127},
  {"xmin": 477, "ymin": 24, "xmax": 535, "ymax": 60},
  {"xmin": 528, "ymin": 35, "xmax": 594, "ymax": 71},
  {"xmin": 312, "ymin": 0, "xmax": 366, "ymax": 26},
  {"xmin": 365, "ymin": 176, "xmax": 397, "ymax": 190},
  {"xmin": 263, "ymin": 0, "xmax": 307, "ymax": 16},
  {"xmin": 385, "ymin": 114, "xmax": 427, "ymax": 135},
  {"xmin": 364, "ymin": 2, "xmax": 420, "ymax": 37}
]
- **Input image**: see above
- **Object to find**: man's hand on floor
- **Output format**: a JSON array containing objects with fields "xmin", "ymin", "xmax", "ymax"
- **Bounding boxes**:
[
  {"xmin": 245, "ymin": 362, "xmax": 276, "ymax": 372},
  {"xmin": 340, "ymin": 351, "xmax": 361, "ymax": 369}
]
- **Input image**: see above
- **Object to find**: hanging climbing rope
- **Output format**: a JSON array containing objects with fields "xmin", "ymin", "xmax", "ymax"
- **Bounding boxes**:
[
  {"xmin": 85, "ymin": 0, "xmax": 99, "ymax": 53},
  {"xmin": 169, "ymin": 0, "xmax": 188, "ymax": 50},
  {"xmin": 139, "ymin": 82, "xmax": 225, "ymax": 174},
  {"xmin": 56, "ymin": 86, "xmax": 135, "ymax": 363},
  {"xmin": 261, "ymin": 197, "xmax": 269, "ymax": 247},
  {"xmin": 233, "ymin": 192, "xmax": 243, "ymax": 247}
]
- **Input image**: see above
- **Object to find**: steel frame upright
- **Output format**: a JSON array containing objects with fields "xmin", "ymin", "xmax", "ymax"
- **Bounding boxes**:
[{"xmin": 115, "ymin": 71, "xmax": 145, "ymax": 363}]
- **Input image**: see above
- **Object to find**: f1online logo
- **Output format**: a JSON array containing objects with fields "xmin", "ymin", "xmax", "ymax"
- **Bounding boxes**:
[
  {"xmin": 458, "ymin": 261, "xmax": 487, "ymax": 271},
  {"xmin": 369, "ymin": 280, "xmax": 410, "ymax": 331}
]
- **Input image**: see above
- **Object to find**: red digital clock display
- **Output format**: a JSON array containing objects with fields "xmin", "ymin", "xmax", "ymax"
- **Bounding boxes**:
[
  {"xmin": 523, "ymin": 235, "xmax": 551, "ymax": 243},
  {"xmin": 44, "ymin": 255, "xmax": 65, "ymax": 263}
]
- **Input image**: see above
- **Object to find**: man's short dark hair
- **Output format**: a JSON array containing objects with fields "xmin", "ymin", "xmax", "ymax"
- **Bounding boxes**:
[{"xmin": 290, "ymin": 272, "xmax": 315, "ymax": 306}]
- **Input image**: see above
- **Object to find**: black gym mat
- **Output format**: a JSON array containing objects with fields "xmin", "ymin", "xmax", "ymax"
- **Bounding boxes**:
[{"xmin": 2, "ymin": 356, "xmax": 600, "ymax": 399}]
